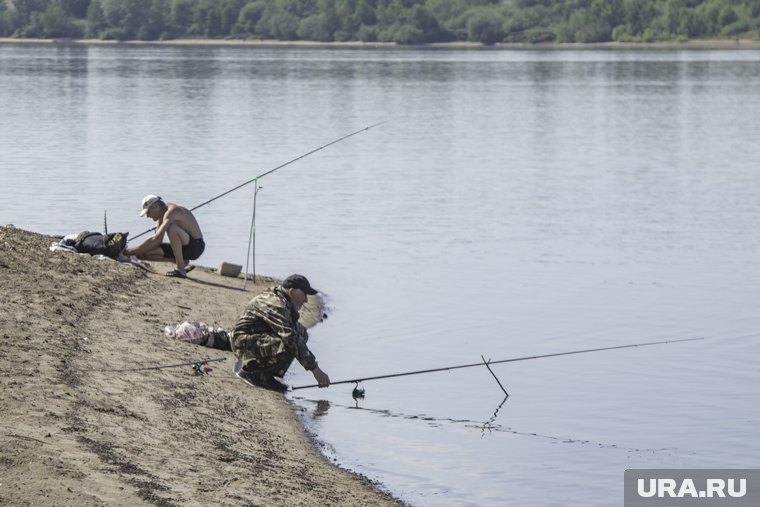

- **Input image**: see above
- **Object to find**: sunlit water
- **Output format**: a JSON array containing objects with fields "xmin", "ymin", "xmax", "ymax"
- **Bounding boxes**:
[{"xmin": 1, "ymin": 44, "xmax": 759, "ymax": 506}]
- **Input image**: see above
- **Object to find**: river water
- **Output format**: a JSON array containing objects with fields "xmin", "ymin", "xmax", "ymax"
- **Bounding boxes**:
[{"xmin": 1, "ymin": 43, "xmax": 759, "ymax": 506}]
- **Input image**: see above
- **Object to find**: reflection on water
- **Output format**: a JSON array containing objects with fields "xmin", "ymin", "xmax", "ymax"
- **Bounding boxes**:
[
  {"xmin": 313, "ymin": 399, "xmax": 331, "ymax": 418},
  {"xmin": 481, "ymin": 396, "xmax": 509, "ymax": 437},
  {"xmin": 295, "ymin": 396, "xmax": 687, "ymax": 455},
  {"xmin": 1, "ymin": 44, "xmax": 759, "ymax": 507}
]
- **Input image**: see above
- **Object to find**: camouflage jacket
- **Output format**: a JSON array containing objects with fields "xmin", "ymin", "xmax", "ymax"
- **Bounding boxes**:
[{"xmin": 231, "ymin": 286, "xmax": 317, "ymax": 371}]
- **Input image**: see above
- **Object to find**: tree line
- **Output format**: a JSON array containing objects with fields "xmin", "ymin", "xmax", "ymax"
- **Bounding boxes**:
[{"xmin": 1, "ymin": 0, "xmax": 759, "ymax": 45}]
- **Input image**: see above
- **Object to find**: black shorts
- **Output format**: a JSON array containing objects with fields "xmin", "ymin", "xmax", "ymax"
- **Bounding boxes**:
[{"xmin": 160, "ymin": 237, "xmax": 205, "ymax": 261}]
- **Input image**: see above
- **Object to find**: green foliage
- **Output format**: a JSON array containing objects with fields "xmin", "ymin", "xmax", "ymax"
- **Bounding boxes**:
[
  {"xmin": 237, "ymin": 0, "xmax": 265, "ymax": 33},
  {"xmin": 751, "ymin": 0, "xmax": 760, "ymax": 17},
  {"xmin": 297, "ymin": 13, "xmax": 336, "ymax": 40},
  {"xmin": 378, "ymin": 22, "xmax": 425, "ymax": 43},
  {"xmin": 256, "ymin": 8, "xmax": 300, "ymax": 39},
  {"xmin": 718, "ymin": 4, "xmax": 738, "ymax": 24},
  {"xmin": 720, "ymin": 16, "xmax": 749, "ymax": 34},
  {"xmin": 622, "ymin": 0, "xmax": 657, "ymax": 35},
  {"xmin": 5, "ymin": 0, "xmax": 760, "ymax": 43},
  {"xmin": 60, "ymin": 0, "xmax": 91, "ymax": 18},
  {"xmin": 0, "ymin": 5, "xmax": 22, "ymax": 36},
  {"xmin": 170, "ymin": 0, "xmax": 193, "ymax": 29},
  {"xmin": 195, "ymin": 0, "xmax": 222, "ymax": 37},
  {"xmin": 465, "ymin": 7, "xmax": 505, "ymax": 44},
  {"xmin": 41, "ymin": 2, "xmax": 82, "ymax": 36},
  {"xmin": 356, "ymin": 22, "xmax": 377, "ymax": 40},
  {"xmin": 557, "ymin": 8, "xmax": 613, "ymax": 41},
  {"xmin": 425, "ymin": 0, "xmax": 468, "ymax": 29}
]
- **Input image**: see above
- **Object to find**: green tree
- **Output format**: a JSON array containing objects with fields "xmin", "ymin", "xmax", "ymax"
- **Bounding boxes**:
[
  {"xmin": 138, "ymin": 0, "xmax": 169, "ymax": 39},
  {"xmin": 238, "ymin": 0, "xmax": 266, "ymax": 33},
  {"xmin": 170, "ymin": 0, "xmax": 193, "ymax": 29},
  {"xmin": 624, "ymin": 0, "xmax": 657, "ymax": 35},
  {"xmin": 0, "ymin": 3, "xmax": 23, "ymax": 36},
  {"xmin": 466, "ymin": 7, "xmax": 505, "ymax": 44},
  {"xmin": 86, "ymin": 0, "xmax": 107, "ymax": 36},
  {"xmin": 255, "ymin": 6, "xmax": 299, "ymax": 39},
  {"xmin": 41, "ymin": 2, "xmax": 80, "ymax": 36},
  {"xmin": 100, "ymin": 0, "xmax": 151, "ymax": 39},
  {"xmin": 356, "ymin": 22, "xmax": 377, "ymax": 40},
  {"xmin": 664, "ymin": 0, "xmax": 686, "ymax": 34},
  {"xmin": 297, "ymin": 12, "xmax": 336, "ymax": 40},
  {"xmin": 377, "ymin": 20, "xmax": 421, "ymax": 42},
  {"xmin": 590, "ymin": 0, "xmax": 624, "ymax": 28},
  {"xmin": 559, "ymin": 7, "xmax": 612, "ymax": 41},
  {"xmin": 220, "ymin": 0, "xmax": 245, "ymax": 35},
  {"xmin": 425, "ymin": 0, "xmax": 468, "ymax": 28},
  {"xmin": 695, "ymin": 0, "xmax": 722, "ymax": 35},
  {"xmin": 750, "ymin": 0, "xmax": 760, "ymax": 18},
  {"xmin": 61, "ymin": 0, "xmax": 91, "ymax": 18},
  {"xmin": 6, "ymin": 0, "xmax": 760, "ymax": 43},
  {"xmin": 719, "ymin": 4, "xmax": 738, "ymax": 24},
  {"xmin": 196, "ymin": 0, "xmax": 222, "ymax": 36}
]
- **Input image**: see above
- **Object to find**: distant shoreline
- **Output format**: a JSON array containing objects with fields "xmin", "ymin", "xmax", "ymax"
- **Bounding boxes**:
[{"xmin": 2, "ymin": 36, "xmax": 760, "ymax": 49}]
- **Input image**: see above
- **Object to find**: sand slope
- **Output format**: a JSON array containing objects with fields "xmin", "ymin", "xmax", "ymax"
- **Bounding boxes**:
[{"xmin": 0, "ymin": 226, "xmax": 401, "ymax": 507}]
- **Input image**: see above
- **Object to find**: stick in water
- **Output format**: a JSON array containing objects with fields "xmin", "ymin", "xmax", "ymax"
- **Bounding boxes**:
[{"xmin": 481, "ymin": 355, "xmax": 509, "ymax": 398}]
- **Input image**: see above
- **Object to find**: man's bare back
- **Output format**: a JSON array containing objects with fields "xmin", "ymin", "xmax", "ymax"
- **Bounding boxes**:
[{"xmin": 160, "ymin": 203, "xmax": 203, "ymax": 240}]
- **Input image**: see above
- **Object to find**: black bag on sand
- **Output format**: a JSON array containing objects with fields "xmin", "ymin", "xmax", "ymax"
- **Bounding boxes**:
[
  {"xmin": 209, "ymin": 329, "xmax": 232, "ymax": 351},
  {"xmin": 74, "ymin": 231, "xmax": 128, "ymax": 259}
]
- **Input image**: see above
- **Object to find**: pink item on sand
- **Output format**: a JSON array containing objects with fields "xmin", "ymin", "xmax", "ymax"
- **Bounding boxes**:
[{"xmin": 174, "ymin": 321, "xmax": 211, "ymax": 345}]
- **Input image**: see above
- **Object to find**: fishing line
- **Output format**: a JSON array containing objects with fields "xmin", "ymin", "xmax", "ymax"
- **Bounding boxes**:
[
  {"xmin": 291, "ymin": 337, "xmax": 704, "ymax": 390},
  {"xmin": 128, "ymin": 122, "xmax": 385, "ymax": 242}
]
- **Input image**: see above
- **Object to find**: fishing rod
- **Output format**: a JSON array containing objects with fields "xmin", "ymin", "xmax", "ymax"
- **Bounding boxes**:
[
  {"xmin": 291, "ymin": 337, "xmax": 703, "ymax": 390},
  {"xmin": 88, "ymin": 357, "xmax": 226, "ymax": 373},
  {"xmin": 128, "ymin": 122, "xmax": 384, "ymax": 242}
]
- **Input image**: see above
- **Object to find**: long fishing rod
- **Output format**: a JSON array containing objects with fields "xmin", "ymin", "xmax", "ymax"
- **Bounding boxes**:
[
  {"xmin": 129, "ymin": 122, "xmax": 384, "ymax": 242},
  {"xmin": 291, "ymin": 337, "xmax": 703, "ymax": 390},
  {"xmin": 88, "ymin": 357, "xmax": 226, "ymax": 373}
]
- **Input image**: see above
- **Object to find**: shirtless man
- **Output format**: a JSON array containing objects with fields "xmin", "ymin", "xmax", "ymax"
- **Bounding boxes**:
[{"xmin": 125, "ymin": 195, "xmax": 205, "ymax": 278}]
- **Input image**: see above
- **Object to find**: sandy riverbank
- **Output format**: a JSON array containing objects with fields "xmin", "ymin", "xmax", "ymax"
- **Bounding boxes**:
[
  {"xmin": 1, "ymin": 36, "xmax": 760, "ymax": 49},
  {"xmin": 0, "ymin": 226, "xmax": 402, "ymax": 506}
]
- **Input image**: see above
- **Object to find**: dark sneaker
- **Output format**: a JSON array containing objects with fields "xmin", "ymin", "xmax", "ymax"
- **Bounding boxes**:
[
  {"xmin": 259, "ymin": 375, "xmax": 289, "ymax": 393},
  {"xmin": 236, "ymin": 366, "xmax": 288, "ymax": 392}
]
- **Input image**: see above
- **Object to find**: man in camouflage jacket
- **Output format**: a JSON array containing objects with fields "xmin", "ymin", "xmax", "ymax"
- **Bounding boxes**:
[{"xmin": 232, "ymin": 274, "xmax": 330, "ymax": 391}]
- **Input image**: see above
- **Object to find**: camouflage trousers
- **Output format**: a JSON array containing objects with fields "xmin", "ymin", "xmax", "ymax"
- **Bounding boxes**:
[{"xmin": 232, "ymin": 333, "xmax": 295, "ymax": 377}]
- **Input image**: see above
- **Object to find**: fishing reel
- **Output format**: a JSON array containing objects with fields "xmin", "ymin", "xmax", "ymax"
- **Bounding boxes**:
[
  {"xmin": 192, "ymin": 361, "xmax": 212, "ymax": 376},
  {"xmin": 352, "ymin": 382, "xmax": 365, "ymax": 400}
]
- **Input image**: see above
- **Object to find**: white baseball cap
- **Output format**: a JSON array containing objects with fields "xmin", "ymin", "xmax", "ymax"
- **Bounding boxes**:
[{"xmin": 139, "ymin": 195, "xmax": 162, "ymax": 216}]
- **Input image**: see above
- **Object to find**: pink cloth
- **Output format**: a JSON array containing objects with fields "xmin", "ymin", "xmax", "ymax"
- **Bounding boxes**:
[
  {"xmin": 167, "ymin": 321, "xmax": 226, "ymax": 348},
  {"xmin": 174, "ymin": 321, "xmax": 211, "ymax": 345}
]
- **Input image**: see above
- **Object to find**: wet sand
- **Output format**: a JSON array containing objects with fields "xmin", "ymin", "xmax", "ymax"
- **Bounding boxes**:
[{"xmin": 0, "ymin": 226, "xmax": 403, "ymax": 506}]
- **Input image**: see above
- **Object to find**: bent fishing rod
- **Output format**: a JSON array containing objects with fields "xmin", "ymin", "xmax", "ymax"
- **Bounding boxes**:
[
  {"xmin": 291, "ymin": 337, "xmax": 703, "ymax": 390},
  {"xmin": 129, "ymin": 122, "xmax": 384, "ymax": 242}
]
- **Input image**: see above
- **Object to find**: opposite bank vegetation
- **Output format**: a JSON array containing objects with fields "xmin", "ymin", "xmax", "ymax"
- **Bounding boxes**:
[{"xmin": 2, "ymin": 0, "xmax": 760, "ymax": 45}]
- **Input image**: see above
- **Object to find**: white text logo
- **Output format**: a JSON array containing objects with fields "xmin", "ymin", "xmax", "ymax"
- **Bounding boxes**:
[{"xmin": 637, "ymin": 478, "xmax": 747, "ymax": 499}]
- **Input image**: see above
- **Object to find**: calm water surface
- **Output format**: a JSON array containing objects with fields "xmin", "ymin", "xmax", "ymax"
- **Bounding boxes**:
[{"xmin": 1, "ymin": 44, "xmax": 759, "ymax": 506}]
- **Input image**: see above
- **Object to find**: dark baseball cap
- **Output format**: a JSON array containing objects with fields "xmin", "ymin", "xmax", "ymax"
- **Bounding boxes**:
[{"xmin": 282, "ymin": 274, "xmax": 318, "ymax": 295}]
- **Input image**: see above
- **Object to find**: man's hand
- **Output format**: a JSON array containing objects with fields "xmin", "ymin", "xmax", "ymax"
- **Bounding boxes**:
[{"xmin": 311, "ymin": 366, "xmax": 330, "ymax": 388}]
